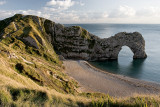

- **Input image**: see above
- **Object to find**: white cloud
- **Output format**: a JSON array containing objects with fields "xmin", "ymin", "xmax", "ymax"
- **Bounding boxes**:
[
  {"xmin": 60, "ymin": 11, "xmax": 109, "ymax": 24},
  {"xmin": 102, "ymin": 12, "xmax": 108, "ymax": 18},
  {"xmin": 0, "ymin": 1, "xmax": 6, "ymax": 5},
  {"xmin": 0, "ymin": 10, "xmax": 51, "ymax": 20},
  {"xmin": 45, "ymin": 0, "xmax": 84, "ymax": 12},
  {"xmin": 2, "ymin": 2, "xmax": 160, "ymax": 24},
  {"xmin": 78, "ymin": 1, "xmax": 85, "ymax": 6},
  {"xmin": 0, "ymin": 10, "xmax": 16, "ymax": 19},
  {"xmin": 19, "ymin": 10, "xmax": 51, "ymax": 19},
  {"xmin": 106, "ymin": 5, "xmax": 160, "ymax": 23},
  {"xmin": 58, "ymin": 12, "xmax": 79, "ymax": 22},
  {"xmin": 43, "ymin": 6, "xmax": 66, "ymax": 12},
  {"xmin": 0, "ymin": 8, "xmax": 109, "ymax": 24},
  {"xmin": 46, "ymin": 0, "xmax": 75, "ymax": 10},
  {"xmin": 109, "ymin": 5, "xmax": 136, "ymax": 18},
  {"xmin": 137, "ymin": 7, "xmax": 160, "ymax": 17}
]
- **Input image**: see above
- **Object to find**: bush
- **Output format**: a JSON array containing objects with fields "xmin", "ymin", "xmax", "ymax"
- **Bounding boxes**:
[{"xmin": 15, "ymin": 63, "xmax": 24, "ymax": 73}]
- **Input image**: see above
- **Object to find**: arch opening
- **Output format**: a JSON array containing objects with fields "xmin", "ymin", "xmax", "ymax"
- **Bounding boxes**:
[{"xmin": 118, "ymin": 46, "xmax": 134, "ymax": 59}]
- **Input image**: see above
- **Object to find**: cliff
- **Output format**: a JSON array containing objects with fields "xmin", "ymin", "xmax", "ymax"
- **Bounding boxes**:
[
  {"xmin": 44, "ymin": 18, "xmax": 147, "ymax": 61},
  {"xmin": 51, "ymin": 26, "xmax": 147, "ymax": 60}
]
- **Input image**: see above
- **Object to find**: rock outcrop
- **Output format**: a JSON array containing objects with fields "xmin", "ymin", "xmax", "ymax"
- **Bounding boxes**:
[
  {"xmin": 45, "ymin": 22, "xmax": 147, "ymax": 61},
  {"xmin": 0, "ymin": 14, "xmax": 147, "ymax": 61}
]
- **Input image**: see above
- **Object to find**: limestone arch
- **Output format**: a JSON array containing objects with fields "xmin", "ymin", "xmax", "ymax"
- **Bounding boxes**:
[{"xmin": 109, "ymin": 32, "xmax": 147, "ymax": 59}]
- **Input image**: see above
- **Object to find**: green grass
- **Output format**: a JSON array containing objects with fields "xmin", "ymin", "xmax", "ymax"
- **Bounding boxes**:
[
  {"xmin": 0, "ymin": 90, "xmax": 12, "ymax": 106},
  {"xmin": 0, "ymin": 87, "xmax": 50, "ymax": 107},
  {"xmin": 0, "ymin": 86, "xmax": 160, "ymax": 107},
  {"xmin": 80, "ymin": 28, "xmax": 90, "ymax": 40},
  {"xmin": 89, "ymin": 96, "xmax": 160, "ymax": 107},
  {"xmin": 0, "ymin": 38, "xmax": 77, "ymax": 94}
]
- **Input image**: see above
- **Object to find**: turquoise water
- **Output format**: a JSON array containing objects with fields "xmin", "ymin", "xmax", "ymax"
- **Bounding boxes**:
[{"xmin": 65, "ymin": 24, "xmax": 160, "ymax": 83}]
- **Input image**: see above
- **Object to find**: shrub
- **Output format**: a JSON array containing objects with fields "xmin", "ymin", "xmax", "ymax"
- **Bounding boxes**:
[{"xmin": 15, "ymin": 63, "xmax": 24, "ymax": 73}]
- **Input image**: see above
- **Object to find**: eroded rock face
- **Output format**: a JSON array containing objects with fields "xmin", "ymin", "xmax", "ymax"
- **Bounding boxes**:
[{"xmin": 44, "ymin": 21, "xmax": 147, "ymax": 61}]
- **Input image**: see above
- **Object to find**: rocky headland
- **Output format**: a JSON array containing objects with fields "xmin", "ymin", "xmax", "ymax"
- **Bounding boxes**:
[{"xmin": 44, "ymin": 18, "xmax": 147, "ymax": 61}]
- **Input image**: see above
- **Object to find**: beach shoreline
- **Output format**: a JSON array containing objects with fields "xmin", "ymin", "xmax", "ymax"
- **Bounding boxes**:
[{"xmin": 63, "ymin": 60, "xmax": 160, "ymax": 98}]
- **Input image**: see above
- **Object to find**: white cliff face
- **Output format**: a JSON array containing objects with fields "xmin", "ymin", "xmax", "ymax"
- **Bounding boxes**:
[{"xmin": 43, "ymin": 19, "xmax": 147, "ymax": 61}]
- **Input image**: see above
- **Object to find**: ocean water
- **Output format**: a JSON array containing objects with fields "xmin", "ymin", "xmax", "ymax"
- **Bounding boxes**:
[{"xmin": 65, "ymin": 24, "xmax": 160, "ymax": 83}]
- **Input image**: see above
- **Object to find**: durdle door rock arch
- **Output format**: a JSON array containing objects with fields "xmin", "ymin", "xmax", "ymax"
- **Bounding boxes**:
[
  {"xmin": 103, "ymin": 32, "xmax": 147, "ymax": 59},
  {"xmin": 46, "ymin": 22, "xmax": 147, "ymax": 61},
  {"xmin": 18, "ymin": 15, "xmax": 146, "ymax": 61}
]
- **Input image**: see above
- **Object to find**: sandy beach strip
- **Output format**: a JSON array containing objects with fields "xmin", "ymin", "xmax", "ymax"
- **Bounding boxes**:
[{"xmin": 63, "ymin": 60, "xmax": 160, "ymax": 97}]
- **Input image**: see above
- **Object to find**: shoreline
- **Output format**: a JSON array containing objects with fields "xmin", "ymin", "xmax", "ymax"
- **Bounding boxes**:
[
  {"xmin": 63, "ymin": 60, "xmax": 160, "ymax": 98},
  {"xmin": 84, "ymin": 61, "xmax": 160, "ymax": 89}
]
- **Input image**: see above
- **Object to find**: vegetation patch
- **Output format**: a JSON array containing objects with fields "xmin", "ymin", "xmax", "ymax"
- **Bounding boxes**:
[
  {"xmin": 15, "ymin": 63, "xmax": 24, "ymax": 73},
  {"xmin": 0, "ymin": 87, "xmax": 51, "ymax": 106},
  {"xmin": 10, "ymin": 88, "xmax": 49, "ymax": 103},
  {"xmin": 22, "ymin": 26, "xmax": 32, "ymax": 37},
  {"xmin": 80, "ymin": 28, "xmax": 90, "ymax": 40},
  {"xmin": 15, "ymin": 63, "xmax": 43, "ymax": 86},
  {"xmin": 0, "ymin": 90, "xmax": 12, "ymax": 106},
  {"xmin": 88, "ymin": 39, "xmax": 95, "ymax": 49},
  {"xmin": 1, "ymin": 36, "xmax": 15, "ymax": 45}
]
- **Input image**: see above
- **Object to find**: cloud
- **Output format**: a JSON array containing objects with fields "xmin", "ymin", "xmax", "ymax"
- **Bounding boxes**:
[
  {"xmin": 137, "ymin": 7, "xmax": 160, "ymax": 17},
  {"xmin": 106, "ymin": 6, "xmax": 160, "ymax": 24},
  {"xmin": 56, "ymin": 11, "xmax": 79, "ymax": 22},
  {"xmin": 0, "ymin": 10, "xmax": 15, "ymax": 19},
  {"xmin": 0, "ymin": 10, "xmax": 51, "ymax": 20},
  {"xmin": 102, "ymin": 12, "xmax": 108, "ymax": 18},
  {"xmin": 45, "ymin": 0, "xmax": 84, "ymax": 12},
  {"xmin": 109, "ymin": 5, "xmax": 136, "ymax": 18},
  {"xmin": 19, "ymin": 10, "xmax": 51, "ymax": 19},
  {"xmin": 60, "ymin": 11, "xmax": 109, "ymax": 23},
  {"xmin": 46, "ymin": 0, "xmax": 75, "ymax": 10},
  {"xmin": 2, "ymin": 2, "xmax": 160, "ymax": 24},
  {"xmin": 0, "ymin": 8, "xmax": 109, "ymax": 24},
  {"xmin": 78, "ymin": 1, "xmax": 85, "ymax": 6},
  {"xmin": 0, "ymin": 1, "xmax": 6, "ymax": 5}
]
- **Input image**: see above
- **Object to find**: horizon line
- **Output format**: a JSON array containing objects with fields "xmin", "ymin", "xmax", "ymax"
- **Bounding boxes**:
[{"xmin": 62, "ymin": 22, "xmax": 160, "ymax": 25}]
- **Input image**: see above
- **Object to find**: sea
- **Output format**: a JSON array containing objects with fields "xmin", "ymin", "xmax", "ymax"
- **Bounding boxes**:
[{"xmin": 64, "ymin": 24, "xmax": 160, "ymax": 83}]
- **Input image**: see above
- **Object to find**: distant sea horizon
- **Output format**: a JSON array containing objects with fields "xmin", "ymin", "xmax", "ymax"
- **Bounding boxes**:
[
  {"xmin": 65, "ymin": 23, "xmax": 160, "ymax": 84},
  {"xmin": 64, "ymin": 23, "xmax": 160, "ymax": 25}
]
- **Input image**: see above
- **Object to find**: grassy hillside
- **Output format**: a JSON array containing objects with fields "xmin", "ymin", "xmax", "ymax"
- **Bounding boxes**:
[
  {"xmin": 0, "ymin": 14, "xmax": 160, "ymax": 106},
  {"xmin": 0, "ymin": 14, "xmax": 82, "ymax": 106}
]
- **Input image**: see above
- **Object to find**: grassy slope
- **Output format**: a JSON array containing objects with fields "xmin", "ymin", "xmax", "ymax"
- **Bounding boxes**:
[
  {"xmin": 0, "ymin": 14, "xmax": 83, "ymax": 106},
  {"xmin": 0, "ymin": 14, "xmax": 159, "ymax": 107}
]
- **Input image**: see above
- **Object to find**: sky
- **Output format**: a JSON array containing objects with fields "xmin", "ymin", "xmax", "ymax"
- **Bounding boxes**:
[{"xmin": 1, "ymin": 0, "xmax": 160, "ymax": 24}]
